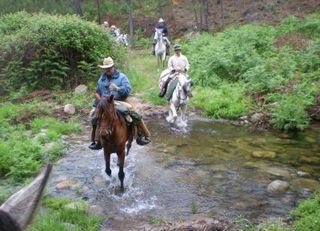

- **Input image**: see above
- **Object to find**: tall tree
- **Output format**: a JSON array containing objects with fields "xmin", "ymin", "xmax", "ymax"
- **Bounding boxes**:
[
  {"xmin": 96, "ymin": 0, "xmax": 101, "ymax": 24},
  {"xmin": 220, "ymin": 0, "xmax": 225, "ymax": 30},
  {"xmin": 73, "ymin": 0, "xmax": 83, "ymax": 17},
  {"xmin": 127, "ymin": 0, "xmax": 134, "ymax": 47}
]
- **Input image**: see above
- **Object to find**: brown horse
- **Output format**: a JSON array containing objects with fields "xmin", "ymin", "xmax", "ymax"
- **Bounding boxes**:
[{"xmin": 96, "ymin": 95, "xmax": 134, "ymax": 191}]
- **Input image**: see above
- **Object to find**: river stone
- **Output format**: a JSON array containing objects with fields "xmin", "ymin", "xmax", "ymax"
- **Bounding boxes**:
[
  {"xmin": 64, "ymin": 202, "xmax": 86, "ymax": 211},
  {"xmin": 250, "ymin": 112, "xmax": 264, "ymax": 123},
  {"xmin": 263, "ymin": 167, "xmax": 292, "ymax": 179},
  {"xmin": 300, "ymin": 156, "xmax": 320, "ymax": 164},
  {"xmin": 297, "ymin": 171, "xmax": 311, "ymax": 177},
  {"xmin": 252, "ymin": 151, "xmax": 276, "ymax": 159},
  {"xmin": 291, "ymin": 178, "xmax": 320, "ymax": 192},
  {"xmin": 267, "ymin": 180, "xmax": 289, "ymax": 194},
  {"xmin": 74, "ymin": 84, "xmax": 88, "ymax": 94},
  {"xmin": 64, "ymin": 104, "xmax": 76, "ymax": 115},
  {"xmin": 87, "ymin": 205, "xmax": 104, "ymax": 216},
  {"xmin": 56, "ymin": 179, "xmax": 78, "ymax": 190}
]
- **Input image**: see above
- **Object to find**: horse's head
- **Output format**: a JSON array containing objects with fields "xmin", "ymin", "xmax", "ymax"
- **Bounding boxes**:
[
  {"xmin": 177, "ymin": 73, "xmax": 193, "ymax": 99},
  {"xmin": 96, "ymin": 95, "xmax": 117, "ymax": 137}
]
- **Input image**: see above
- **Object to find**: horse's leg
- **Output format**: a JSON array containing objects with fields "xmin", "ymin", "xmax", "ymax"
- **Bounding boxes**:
[
  {"xmin": 117, "ymin": 150, "xmax": 125, "ymax": 191},
  {"xmin": 104, "ymin": 149, "xmax": 112, "ymax": 177},
  {"xmin": 162, "ymin": 51, "xmax": 166, "ymax": 68},
  {"xmin": 170, "ymin": 102, "xmax": 178, "ymax": 122}
]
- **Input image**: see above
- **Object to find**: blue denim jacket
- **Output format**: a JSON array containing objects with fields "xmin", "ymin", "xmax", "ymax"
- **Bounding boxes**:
[{"xmin": 94, "ymin": 70, "xmax": 131, "ymax": 106}]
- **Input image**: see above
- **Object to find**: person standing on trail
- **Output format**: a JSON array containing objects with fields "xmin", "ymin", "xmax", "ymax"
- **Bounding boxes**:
[
  {"xmin": 152, "ymin": 18, "xmax": 170, "ymax": 56},
  {"xmin": 89, "ymin": 57, "xmax": 151, "ymax": 150},
  {"xmin": 159, "ymin": 44, "xmax": 190, "ymax": 97}
]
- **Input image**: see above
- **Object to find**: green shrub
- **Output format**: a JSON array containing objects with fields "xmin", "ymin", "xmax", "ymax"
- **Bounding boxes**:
[
  {"xmin": 0, "ymin": 12, "xmax": 125, "ymax": 95},
  {"xmin": 270, "ymin": 94, "xmax": 311, "ymax": 131},
  {"xmin": 192, "ymin": 83, "xmax": 251, "ymax": 119}
]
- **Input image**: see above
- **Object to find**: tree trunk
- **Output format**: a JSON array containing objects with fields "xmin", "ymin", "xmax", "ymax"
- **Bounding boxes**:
[
  {"xmin": 96, "ymin": 0, "xmax": 101, "ymax": 24},
  {"xmin": 127, "ymin": 0, "xmax": 135, "ymax": 47},
  {"xmin": 73, "ymin": 0, "xmax": 83, "ymax": 17},
  {"xmin": 220, "ymin": 0, "xmax": 225, "ymax": 30},
  {"xmin": 202, "ymin": 0, "xmax": 209, "ymax": 31}
]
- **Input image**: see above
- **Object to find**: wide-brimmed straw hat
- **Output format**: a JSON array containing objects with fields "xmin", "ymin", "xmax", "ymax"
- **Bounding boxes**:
[
  {"xmin": 158, "ymin": 18, "xmax": 164, "ymax": 23},
  {"xmin": 99, "ymin": 57, "xmax": 114, "ymax": 69}
]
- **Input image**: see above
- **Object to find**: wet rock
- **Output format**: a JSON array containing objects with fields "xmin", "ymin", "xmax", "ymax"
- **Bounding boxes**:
[
  {"xmin": 56, "ymin": 179, "xmax": 79, "ymax": 190},
  {"xmin": 250, "ymin": 112, "xmax": 264, "ymax": 123},
  {"xmin": 263, "ymin": 167, "xmax": 292, "ymax": 179},
  {"xmin": 297, "ymin": 171, "xmax": 311, "ymax": 177},
  {"xmin": 291, "ymin": 178, "xmax": 320, "ymax": 192},
  {"xmin": 252, "ymin": 151, "xmax": 276, "ymax": 159},
  {"xmin": 74, "ymin": 84, "xmax": 88, "ymax": 94},
  {"xmin": 87, "ymin": 205, "xmax": 104, "ymax": 216},
  {"xmin": 64, "ymin": 104, "xmax": 76, "ymax": 115},
  {"xmin": 267, "ymin": 180, "xmax": 289, "ymax": 194},
  {"xmin": 93, "ymin": 176, "xmax": 105, "ymax": 185},
  {"xmin": 167, "ymin": 218, "xmax": 234, "ymax": 231},
  {"xmin": 64, "ymin": 202, "xmax": 86, "ymax": 211},
  {"xmin": 300, "ymin": 156, "xmax": 320, "ymax": 164}
]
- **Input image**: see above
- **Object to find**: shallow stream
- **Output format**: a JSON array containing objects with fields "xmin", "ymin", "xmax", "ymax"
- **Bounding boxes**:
[{"xmin": 48, "ymin": 118, "xmax": 320, "ymax": 230}]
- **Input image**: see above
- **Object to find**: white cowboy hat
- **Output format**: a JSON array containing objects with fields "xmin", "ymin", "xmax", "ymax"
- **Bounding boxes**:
[
  {"xmin": 99, "ymin": 57, "xmax": 114, "ymax": 69},
  {"xmin": 158, "ymin": 18, "xmax": 164, "ymax": 23}
]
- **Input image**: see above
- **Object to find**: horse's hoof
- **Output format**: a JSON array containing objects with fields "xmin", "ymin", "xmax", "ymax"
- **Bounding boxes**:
[{"xmin": 105, "ymin": 170, "xmax": 112, "ymax": 177}]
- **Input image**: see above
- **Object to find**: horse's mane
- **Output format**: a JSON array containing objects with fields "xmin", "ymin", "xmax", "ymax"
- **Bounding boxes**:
[
  {"xmin": 96, "ymin": 96, "xmax": 127, "ymax": 127},
  {"xmin": 97, "ymin": 97, "xmax": 116, "ymax": 117}
]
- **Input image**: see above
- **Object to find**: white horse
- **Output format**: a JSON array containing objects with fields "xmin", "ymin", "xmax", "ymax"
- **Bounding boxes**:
[
  {"xmin": 154, "ymin": 28, "xmax": 166, "ymax": 68},
  {"xmin": 116, "ymin": 33, "xmax": 129, "ymax": 47},
  {"xmin": 165, "ymin": 72, "xmax": 193, "ymax": 128}
]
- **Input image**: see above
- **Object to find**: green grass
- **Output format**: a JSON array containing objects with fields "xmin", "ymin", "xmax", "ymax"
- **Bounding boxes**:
[
  {"xmin": 28, "ymin": 197, "xmax": 101, "ymax": 231},
  {"xmin": 191, "ymin": 83, "xmax": 252, "ymax": 119},
  {"xmin": 125, "ymin": 49, "xmax": 167, "ymax": 105},
  {"xmin": 0, "ymin": 101, "xmax": 82, "ymax": 182}
]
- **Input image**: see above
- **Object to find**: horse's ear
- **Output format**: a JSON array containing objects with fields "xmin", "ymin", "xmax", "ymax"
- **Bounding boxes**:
[{"xmin": 109, "ymin": 94, "xmax": 114, "ymax": 102}]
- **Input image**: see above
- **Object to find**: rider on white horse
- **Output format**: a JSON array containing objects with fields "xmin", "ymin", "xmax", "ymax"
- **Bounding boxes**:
[
  {"xmin": 152, "ymin": 18, "xmax": 170, "ymax": 56},
  {"xmin": 159, "ymin": 44, "xmax": 190, "ymax": 97}
]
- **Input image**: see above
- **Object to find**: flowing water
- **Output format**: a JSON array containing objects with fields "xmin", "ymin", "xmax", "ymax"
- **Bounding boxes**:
[{"xmin": 48, "ymin": 118, "xmax": 320, "ymax": 229}]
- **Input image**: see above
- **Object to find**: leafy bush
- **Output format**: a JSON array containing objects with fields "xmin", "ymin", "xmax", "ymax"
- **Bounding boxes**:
[
  {"xmin": 181, "ymin": 14, "xmax": 320, "ymax": 130},
  {"xmin": 0, "ymin": 12, "xmax": 125, "ymax": 95},
  {"xmin": 191, "ymin": 83, "xmax": 252, "ymax": 119},
  {"xmin": 270, "ymin": 94, "xmax": 311, "ymax": 131}
]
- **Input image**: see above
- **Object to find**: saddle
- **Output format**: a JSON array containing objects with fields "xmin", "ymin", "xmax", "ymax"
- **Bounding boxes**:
[
  {"xmin": 114, "ymin": 101, "xmax": 142, "ymax": 125},
  {"xmin": 165, "ymin": 78, "xmax": 179, "ymax": 101}
]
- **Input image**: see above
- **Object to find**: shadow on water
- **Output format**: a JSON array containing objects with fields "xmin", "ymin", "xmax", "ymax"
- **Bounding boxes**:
[{"xmin": 48, "ymin": 118, "xmax": 320, "ymax": 228}]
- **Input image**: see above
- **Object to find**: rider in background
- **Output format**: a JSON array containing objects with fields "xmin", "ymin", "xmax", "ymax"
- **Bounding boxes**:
[
  {"xmin": 159, "ymin": 44, "xmax": 190, "ymax": 97},
  {"xmin": 110, "ymin": 25, "xmax": 118, "ymax": 37},
  {"xmin": 152, "ymin": 18, "xmax": 170, "ymax": 56}
]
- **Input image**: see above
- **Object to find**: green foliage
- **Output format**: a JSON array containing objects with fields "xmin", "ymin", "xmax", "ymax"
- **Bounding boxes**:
[
  {"xmin": 191, "ymin": 200, "xmax": 198, "ymax": 214},
  {"xmin": 28, "ymin": 197, "xmax": 101, "ymax": 231},
  {"xmin": 183, "ymin": 14, "xmax": 320, "ymax": 130},
  {"xmin": 0, "ymin": 12, "xmax": 125, "ymax": 95},
  {"xmin": 192, "ymin": 84, "xmax": 252, "ymax": 119},
  {"xmin": 270, "ymin": 94, "xmax": 311, "ymax": 131},
  {"xmin": 290, "ymin": 192, "xmax": 320, "ymax": 231},
  {"xmin": 0, "ymin": 0, "xmax": 73, "ymax": 16},
  {"xmin": 0, "ymin": 102, "xmax": 81, "ymax": 181}
]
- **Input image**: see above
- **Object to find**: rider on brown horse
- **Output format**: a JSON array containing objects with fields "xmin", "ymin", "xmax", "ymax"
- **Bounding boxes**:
[{"xmin": 89, "ymin": 57, "xmax": 151, "ymax": 150}]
